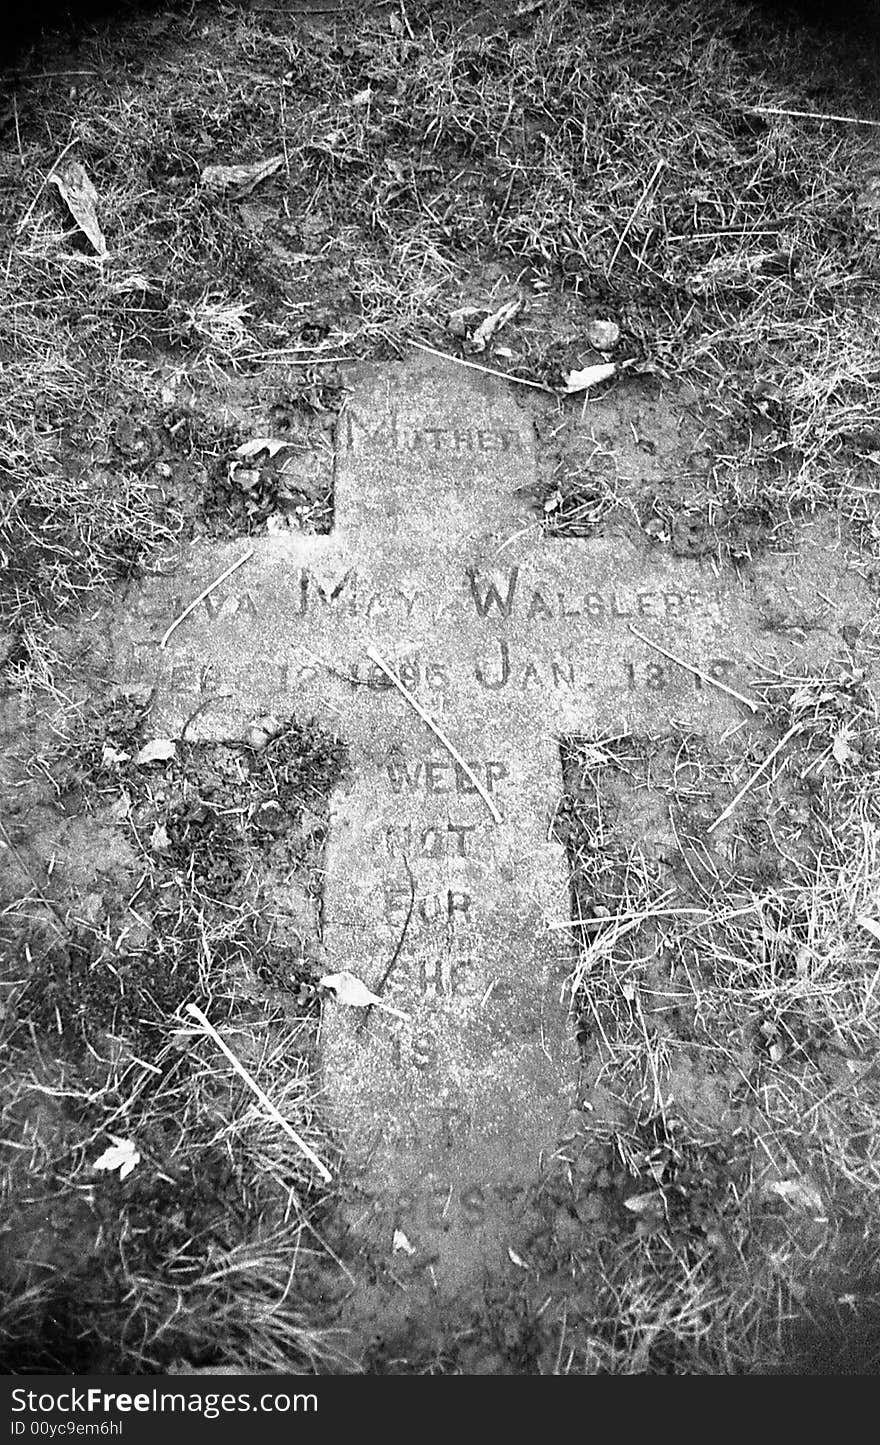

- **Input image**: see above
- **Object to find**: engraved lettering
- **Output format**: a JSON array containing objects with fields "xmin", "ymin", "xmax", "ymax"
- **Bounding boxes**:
[
  {"xmin": 467, "ymin": 567, "xmax": 519, "ymax": 619},
  {"xmin": 475, "ymin": 639, "xmax": 510, "ymax": 690},
  {"xmin": 486, "ymin": 762, "xmax": 509, "ymax": 791},
  {"xmin": 460, "ymin": 1185, "xmax": 486, "ymax": 1227},
  {"xmin": 425, "ymin": 761, "xmax": 451, "ymax": 794},
  {"xmin": 527, "ymin": 590, "xmax": 553, "ymax": 620},
  {"xmin": 386, "ymin": 759, "xmax": 425, "ymax": 792},
  {"xmin": 447, "ymin": 823, "xmax": 475, "ymax": 856},
  {"xmin": 412, "ymin": 1033, "xmax": 438, "ymax": 1071}
]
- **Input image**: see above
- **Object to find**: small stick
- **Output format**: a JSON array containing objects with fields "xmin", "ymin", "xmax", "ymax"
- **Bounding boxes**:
[
  {"xmin": 708, "ymin": 722, "xmax": 801, "ymax": 835},
  {"xmin": 242, "ymin": 352, "xmax": 352, "ymax": 364},
  {"xmin": 607, "ymin": 157, "xmax": 665, "ymax": 277},
  {"xmin": 748, "ymin": 105, "xmax": 880, "ymax": 128},
  {"xmin": 185, "ymin": 1002, "xmax": 332, "ymax": 1184},
  {"xmin": 366, "ymin": 644, "xmax": 503, "ymax": 824},
  {"xmin": 160, "ymin": 549, "xmax": 254, "ymax": 649},
  {"xmin": 627, "ymin": 624, "xmax": 760, "ymax": 713},
  {"xmin": 358, "ymin": 860, "xmax": 415, "ymax": 1035},
  {"xmin": 407, "ymin": 339, "xmax": 555, "ymax": 395}
]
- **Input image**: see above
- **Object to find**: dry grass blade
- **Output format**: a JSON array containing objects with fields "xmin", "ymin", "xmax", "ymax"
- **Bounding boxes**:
[
  {"xmin": 185, "ymin": 1003, "xmax": 332, "ymax": 1184},
  {"xmin": 708, "ymin": 721, "xmax": 801, "ymax": 833},
  {"xmin": 366, "ymin": 644, "xmax": 503, "ymax": 823},
  {"xmin": 627, "ymin": 625, "xmax": 760, "ymax": 713},
  {"xmin": 160, "ymin": 550, "xmax": 255, "ymax": 649},
  {"xmin": 407, "ymin": 340, "xmax": 555, "ymax": 393}
]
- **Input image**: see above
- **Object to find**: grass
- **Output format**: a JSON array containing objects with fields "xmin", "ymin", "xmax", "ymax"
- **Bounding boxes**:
[
  {"xmin": 1, "ymin": 0, "xmax": 879, "ymax": 1374},
  {"xmin": 556, "ymin": 663, "xmax": 880, "ymax": 1371},
  {"xmin": 1, "ymin": 702, "xmax": 348, "ymax": 1372}
]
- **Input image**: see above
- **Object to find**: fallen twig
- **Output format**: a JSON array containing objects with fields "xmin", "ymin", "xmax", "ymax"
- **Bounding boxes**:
[
  {"xmin": 627, "ymin": 624, "xmax": 760, "ymax": 713},
  {"xmin": 748, "ymin": 105, "xmax": 880, "ymax": 128},
  {"xmin": 160, "ymin": 549, "xmax": 254, "ymax": 649},
  {"xmin": 366, "ymin": 644, "xmax": 503, "ymax": 824},
  {"xmin": 708, "ymin": 722, "xmax": 801, "ymax": 834},
  {"xmin": 185, "ymin": 1002, "xmax": 332, "ymax": 1184},
  {"xmin": 358, "ymin": 859, "xmax": 415, "ymax": 1035},
  {"xmin": 407, "ymin": 339, "xmax": 555, "ymax": 394}
]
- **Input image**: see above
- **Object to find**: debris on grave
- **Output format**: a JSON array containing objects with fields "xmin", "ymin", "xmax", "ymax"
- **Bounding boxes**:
[
  {"xmin": 764, "ymin": 1177, "xmax": 824, "ymax": 1213},
  {"xmin": 252, "ymin": 798, "xmax": 287, "ymax": 835},
  {"xmin": 200, "ymin": 154, "xmax": 284, "ymax": 197},
  {"xmin": 832, "ymin": 724, "xmax": 856, "ymax": 766},
  {"xmin": 101, "ymin": 742, "xmax": 131, "ymax": 768},
  {"xmin": 857, "ymin": 915, "xmax": 880, "ymax": 947},
  {"xmin": 159, "ymin": 548, "xmax": 255, "ymax": 649},
  {"xmin": 319, "ymin": 970, "xmax": 410, "ymax": 1022},
  {"xmin": 468, "ymin": 298, "xmax": 522, "ymax": 354},
  {"xmin": 134, "ymin": 738, "xmax": 177, "ymax": 766},
  {"xmin": 585, "ymin": 318, "xmax": 620, "ymax": 350},
  {"xmin": 93, "ymin": 1136, "xmax": 141, "ymax": 1181},
  {"xmin": 446, "ymin": 305, "xmax": 482, "ymax": 340},
  {"xmin": 48, "ymin": 158, "xmax": 108, "ymax": 257},
  {"xmin": 623, "ymin": 1189, "xmax": 663, "ymax": 1215},
  {"xmin": 564, "ymin": 360, "xmax": 617, "ymax": 393},
  {"xmin": 247, "ymin": 714, "xmax": 283, "ymax": 751},
  {"xmin": 235, "ymin": 437, "xmax": 290, "ymax": 460},
  {"xmin": 758, "ymin": 1018, "xmax": 787, "ymax": 1064}
]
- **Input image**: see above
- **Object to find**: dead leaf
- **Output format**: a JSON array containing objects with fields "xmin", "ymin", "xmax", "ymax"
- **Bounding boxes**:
[
  {"xmin": 235, "ymin": 438, "xmax": 290, "ymax": 460},
  {"xmin": 507, "ymin": 1247, "xmax": 528, "ymax": 1268},
  {"xmin": 832, "ymin": 726, "xmax": 855, "ymax": 765},
  {"xmin": 319, "ymin": 970, "xmax": 410, "ymax": 1021},
  {"xmin": 564, "ymin": 361, "xmax": 617, "ymax": 393},
  {"xmin": 134, "ymin": 738, "xmax": 177, "ymax": 765},
  {"xmin": 94, "ymin": 1136, "xmax": 140, "ymax": 1181},
  {"xmin": 48, "ymin": 159, "xmax": 108, "ymax": 257},
  {"xmin": 101, "ymin": 742, "xmax": 130, "ymax": 767},
  {"xmin": 766, "ymin": 1178, "xmax": 824, "ymax": 1212},
  {"xmin": 857, "ymin": 915, "xmax": 880, "ymax": 946},
  {"xmin": 392, "ymin": 1228, "xmax": 416, "ymax": 1255},
  {"xmin": 469, "ymin": 298, "xmax": 521, "ymax": 353},
  {"xmin": 200, "ymin": 154, "xmax": 284, "ymax": 197},
  {"xmin": 623, "ymin": 1191, "xmax": 662, "ymax": 1214},
  {"xmin": 150, "ymin": 821, "xmax": 171, "ymax": 853},
  {"xmin": 446, "ymin": 305, "xmax": 481, "ymax": 339}
]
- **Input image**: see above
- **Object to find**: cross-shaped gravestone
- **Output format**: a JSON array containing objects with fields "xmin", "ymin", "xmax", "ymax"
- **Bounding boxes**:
[{"xmin": 116, "ymin": 355, "xmax": 864, "ymax": 1323}]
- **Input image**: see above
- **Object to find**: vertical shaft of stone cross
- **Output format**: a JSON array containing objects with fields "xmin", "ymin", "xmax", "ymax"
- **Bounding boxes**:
[{"xmin": 316, "ymin": 359, "xmax": 577, "ymax": 1289}]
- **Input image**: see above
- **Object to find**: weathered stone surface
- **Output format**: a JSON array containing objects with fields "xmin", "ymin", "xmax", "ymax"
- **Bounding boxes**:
[{"xmin": 112, "ymin": 355, "xmax": 873, "ymax": 1339}]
